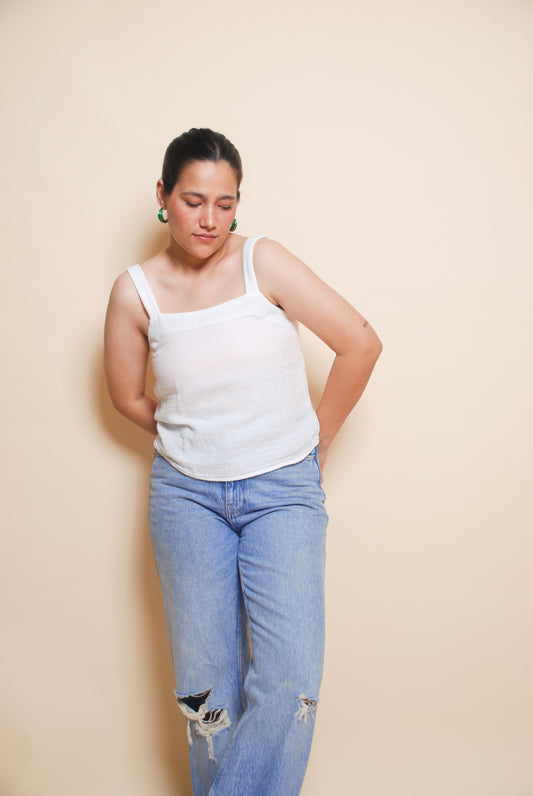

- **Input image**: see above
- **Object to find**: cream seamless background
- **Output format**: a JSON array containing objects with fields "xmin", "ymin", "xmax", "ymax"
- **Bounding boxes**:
[{"xmin": 1, "ymin": 1, "xmax": 532, "ymax": 794}]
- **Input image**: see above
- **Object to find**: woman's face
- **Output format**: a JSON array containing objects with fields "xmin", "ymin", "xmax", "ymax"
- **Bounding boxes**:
[{"xmin": 157, "ymin": 159, "xmax": 239, "ymax": 259}]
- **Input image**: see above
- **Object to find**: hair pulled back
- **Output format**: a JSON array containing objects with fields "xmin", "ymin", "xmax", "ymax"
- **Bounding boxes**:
[{"xmin": 161, "ymin": 128, "xmax": 243, "ymax": 198}]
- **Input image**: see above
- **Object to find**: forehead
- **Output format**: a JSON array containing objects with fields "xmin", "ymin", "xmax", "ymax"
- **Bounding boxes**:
[{"xmin": 176, "ymin": 159, "xmax": 238, "ymax": 196}]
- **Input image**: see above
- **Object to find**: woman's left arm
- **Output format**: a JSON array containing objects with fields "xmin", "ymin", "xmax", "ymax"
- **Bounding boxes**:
[{"xmin": 254, "ymin": 239, "xmax": 383, "ymax": 472}]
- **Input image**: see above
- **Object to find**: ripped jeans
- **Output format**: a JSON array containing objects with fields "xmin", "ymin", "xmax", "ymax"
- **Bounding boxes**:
[{"xmin": 148, "ymin": 449, "xmax": 328, "ymax": 796}]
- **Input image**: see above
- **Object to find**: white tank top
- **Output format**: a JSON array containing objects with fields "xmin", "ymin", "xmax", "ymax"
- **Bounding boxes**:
[{"xmin": 127, "ymin": 235, "xmax": 319, "ymax": 481}]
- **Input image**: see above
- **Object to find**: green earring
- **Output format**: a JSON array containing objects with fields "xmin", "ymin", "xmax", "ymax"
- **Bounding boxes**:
[
  {"xmin": 157, "ymin": 207, "xmax": 168, "ymax": 224},
  {"xmin": 230, "ymin": 218, "xmax": 237, "ymax": 232}
]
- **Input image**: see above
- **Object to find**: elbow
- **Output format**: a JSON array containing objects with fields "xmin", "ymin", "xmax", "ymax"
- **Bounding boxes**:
[
  {"xmin": 110, "ymin": 395, "xmax": 125, "ymax": 414},
  {"xmin": 372, "ymin": 335, "xmax": 383, "ymax": 361},
  {"xmin": 109, "ymin": 395, "xmax": 132, "ymax": 419},
  {"xmin": 108, "ymin": 389, "xmax": 138, "ymax": 420},
  {"xmin": 341, "ymin": 329, "xmax": 382, "ymax": 369},
  {"xmin": 360, "ymin": 330, "xmax": 383, "ymax": 365}
]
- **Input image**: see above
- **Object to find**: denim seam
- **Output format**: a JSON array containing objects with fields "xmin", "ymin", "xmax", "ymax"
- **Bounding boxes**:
[
  {"xmin": 209, "ymin": 569, "xmax": 253, "ymax": 796},
  {"xmin": 236, "ymin": 580, "xmax": 247, "ymax": 715}
]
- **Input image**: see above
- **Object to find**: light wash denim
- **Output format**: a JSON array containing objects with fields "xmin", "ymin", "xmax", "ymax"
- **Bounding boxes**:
[{"xmin": 148, "ymin": 448, "xmax": 329, "ymax": 796}]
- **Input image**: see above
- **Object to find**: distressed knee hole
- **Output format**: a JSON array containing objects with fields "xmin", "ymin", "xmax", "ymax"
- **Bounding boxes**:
[
  {"xmin": 296, "ymin": 694, "xmax": 319, "ymax": 723},
  {"xmin": 175, "ymin": 688, "xmax": 231, "ymax": 761}
]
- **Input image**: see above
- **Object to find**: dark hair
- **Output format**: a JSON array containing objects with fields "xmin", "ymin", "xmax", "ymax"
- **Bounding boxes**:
[{"xmin": 161, "ymin": 128, "xmax": 243, "ymax": 197}]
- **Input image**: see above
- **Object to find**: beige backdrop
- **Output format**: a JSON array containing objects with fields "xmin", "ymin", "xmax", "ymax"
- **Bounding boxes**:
[{"xmin": 1, "ymin": 1, "xmax": 532, "ymax": 794}]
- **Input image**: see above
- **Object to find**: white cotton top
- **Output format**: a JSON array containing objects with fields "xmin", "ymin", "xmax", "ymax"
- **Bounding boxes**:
[{"xmin": 126, "ymin": 235, "xmax": 319, "ymax": 481}]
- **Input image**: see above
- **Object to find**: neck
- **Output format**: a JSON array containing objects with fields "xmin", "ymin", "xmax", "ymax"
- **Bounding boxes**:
[{"xmin": 165, "ymin": 233, "xmax": 231, "ymax": 274}]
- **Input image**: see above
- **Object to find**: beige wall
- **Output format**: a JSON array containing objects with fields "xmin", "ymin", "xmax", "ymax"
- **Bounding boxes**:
[{"xmin": 1, "ymin": 1, "xmax": 532, "ymax": 794}]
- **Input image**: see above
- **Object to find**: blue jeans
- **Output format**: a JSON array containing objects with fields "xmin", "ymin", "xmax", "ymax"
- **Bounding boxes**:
[{"xmin": 148, "ymin": 449, "xmax": 328, "ymax": 796}]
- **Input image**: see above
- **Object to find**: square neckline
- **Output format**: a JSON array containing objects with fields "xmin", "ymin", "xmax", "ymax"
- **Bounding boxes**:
[{"xmin": 136, "ymin": 237, "xmax": 255, "ymax": 318}]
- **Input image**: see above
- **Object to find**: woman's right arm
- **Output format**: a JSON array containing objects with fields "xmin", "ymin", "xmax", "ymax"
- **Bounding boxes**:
[{"xmin": 104, "ymin": 273, "xmax": 158, "ymax": 435}]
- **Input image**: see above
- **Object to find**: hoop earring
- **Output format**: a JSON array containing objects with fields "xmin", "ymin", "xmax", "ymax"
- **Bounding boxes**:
[
  {"xmin": 230, "ymin": 218, "xmax": 237, "ymax": 232},
  {"xmin": 157, "ymin": 207, "xmax": 168, "ymax": 224}
]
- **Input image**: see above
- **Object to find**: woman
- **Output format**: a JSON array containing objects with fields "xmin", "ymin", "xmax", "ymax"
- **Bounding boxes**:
[{"xmin": 104, "ymin": 128, "xmax": 382, "ymax": 795}]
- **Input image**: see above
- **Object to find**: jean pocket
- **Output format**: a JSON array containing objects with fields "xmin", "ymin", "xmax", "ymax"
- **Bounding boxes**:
[
  {"xmin": 303, "ymin": 447, "xmax": 322, "ymax": 485},
  {"xmin": 316, "ymin": 454, "xmax": 323, "ymax": 485}
]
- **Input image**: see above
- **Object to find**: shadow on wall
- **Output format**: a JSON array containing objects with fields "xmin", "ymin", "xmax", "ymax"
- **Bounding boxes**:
[{"xmin": 96, "ymin": 226, "xmax": 193, "ymax": 796}]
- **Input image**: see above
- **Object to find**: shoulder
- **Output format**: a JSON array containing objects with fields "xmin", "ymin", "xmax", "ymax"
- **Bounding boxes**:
[
  {"xmin": 106, "ymin": 268, "xmax": 147, "ymax": 330},
  {"xmin": 251, "ymin": 237, "xmax": 320, "ymax": 306},
  {"xmin": 252, "ymin": 236, "xmax": 302, "ymax": 278},
  {"xmin": 252, "ymin": 236, "xmax": 289, "ymax": 263},
  {"xmin": 108, "ymin": 269, "xmax": 138, "ymax": 308}
]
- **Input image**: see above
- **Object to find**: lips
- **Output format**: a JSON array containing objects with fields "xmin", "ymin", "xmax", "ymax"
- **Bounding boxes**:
[{"xmin": 194, "ymin": 234, "xmax": 217, "ymax": 241}]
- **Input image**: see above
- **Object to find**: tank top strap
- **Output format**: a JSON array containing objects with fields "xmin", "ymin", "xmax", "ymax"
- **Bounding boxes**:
[
  {"xmin": 126, "ymin": 265, "xmax": 161, "ymax": 319},
  {"xmin": 242, "ymin": 235, "xmax": 267, "ymax": 293}
]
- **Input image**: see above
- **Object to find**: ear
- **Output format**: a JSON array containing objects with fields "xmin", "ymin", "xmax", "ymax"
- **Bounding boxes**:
[{"xmin": 156, "ymin": 179, "xmax": 166, "ymax": 207}]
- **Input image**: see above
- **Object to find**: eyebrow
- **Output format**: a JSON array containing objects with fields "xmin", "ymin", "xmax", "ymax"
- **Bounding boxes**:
[{"xmin": 180, "ymin": 191, "xmax": 236, "ymax": 201}]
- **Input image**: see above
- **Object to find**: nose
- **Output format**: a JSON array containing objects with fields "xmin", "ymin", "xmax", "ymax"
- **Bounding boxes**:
[{"xmin": 199, "ymin": 205, "xmax": 215, "ymax": 230}]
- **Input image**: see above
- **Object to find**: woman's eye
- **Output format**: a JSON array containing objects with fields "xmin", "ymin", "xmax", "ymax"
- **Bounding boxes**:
[
  {"xmin": 185, "ymin": 201, "xmax": 200, "ymax": 208},
  {"xmin": 219, "ymin": 205, "xmax": 233, "ymax": 211}
]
